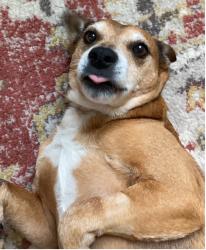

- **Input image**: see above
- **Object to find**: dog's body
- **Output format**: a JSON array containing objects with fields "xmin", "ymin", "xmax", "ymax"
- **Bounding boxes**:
[{"xmin": 0, "ymin": 16, "xmax": 204, "ymax": 249}]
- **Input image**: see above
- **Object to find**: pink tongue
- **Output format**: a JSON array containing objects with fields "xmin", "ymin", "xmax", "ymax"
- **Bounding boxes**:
[{"xmin": 88, "ymin": 74, "xmax": 109, "ymax": 84}]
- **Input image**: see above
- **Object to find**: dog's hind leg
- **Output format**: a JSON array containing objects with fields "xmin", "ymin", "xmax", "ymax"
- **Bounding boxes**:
[{"xmin": 0, "ymin": 180, "xmax": 57, "ymax": 248}]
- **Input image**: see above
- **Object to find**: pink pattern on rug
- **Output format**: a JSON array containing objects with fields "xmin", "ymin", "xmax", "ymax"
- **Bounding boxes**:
[
  {"xmin": 183, "ymin": 11, "xmax": 205, "ymax": 38},
  {"xmin": 0, "ymin": 9, "xmax": 69, "ymax": 185}
]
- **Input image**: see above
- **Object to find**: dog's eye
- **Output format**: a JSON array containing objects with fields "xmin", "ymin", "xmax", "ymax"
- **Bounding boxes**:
[
  {"xmin": 132, "ymin": 43, "xmax": 149, "ymax": 58},
  {"xmin": 84, "ymin": 30, "xmax": 97, "ymax": 44}
]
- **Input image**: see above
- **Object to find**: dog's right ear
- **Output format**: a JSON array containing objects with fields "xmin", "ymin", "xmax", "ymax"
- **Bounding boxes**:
[{"xmin": 62, "ymin": 12, "xmax": 93, "ymax": 53}]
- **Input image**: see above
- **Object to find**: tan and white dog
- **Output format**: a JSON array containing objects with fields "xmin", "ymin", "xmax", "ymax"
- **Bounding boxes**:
[{"xmin": 0, "ymin": 14, "xmax": 204, "ymax": 249}]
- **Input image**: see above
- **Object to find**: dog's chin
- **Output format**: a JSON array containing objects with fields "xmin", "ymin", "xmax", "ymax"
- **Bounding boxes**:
[{"xmin": 79, "ymin": 76, "xmax": 126, "ymax": 105}]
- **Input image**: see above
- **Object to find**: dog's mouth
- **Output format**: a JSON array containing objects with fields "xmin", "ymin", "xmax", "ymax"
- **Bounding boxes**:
[{"xmin": 82, "ymin": 74, "xmax": 126, "ymax": 94}]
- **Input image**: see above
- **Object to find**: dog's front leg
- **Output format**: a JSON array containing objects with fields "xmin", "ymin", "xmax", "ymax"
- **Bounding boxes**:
[
  {"xmin": 58, "ymin": 197, "xmax": 105, "ymax": 249},
  {"xmin": 58, "ymin": 179, "xmax": 203, "ymax": 248},
  {"xmin": 0, "ymin": 180, "xmax": 57, "ymax": 248}
]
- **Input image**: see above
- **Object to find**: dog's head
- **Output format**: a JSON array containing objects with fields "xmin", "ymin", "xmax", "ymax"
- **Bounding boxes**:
[{"xmin": 64, "ymin": 14, "xmax": 176, "ymax": 115}]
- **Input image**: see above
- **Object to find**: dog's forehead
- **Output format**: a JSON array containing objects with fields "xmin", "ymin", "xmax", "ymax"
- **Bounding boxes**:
[
  {"xmin": 90, "ymin": 20, "xmax": 154, "ymax": 45},
  {"xmin": 91, "ymin": 20, "xmax": 123, "ymax": 31}
]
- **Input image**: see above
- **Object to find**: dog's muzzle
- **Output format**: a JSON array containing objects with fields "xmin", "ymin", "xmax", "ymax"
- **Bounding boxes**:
[{"xmin": 81, "ymin": 47, "xmax": 126, "ymax": 95}]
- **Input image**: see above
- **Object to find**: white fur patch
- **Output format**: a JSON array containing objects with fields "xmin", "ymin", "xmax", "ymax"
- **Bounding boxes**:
[
  {"xmin": 129, "ymin": 32, "xmax": 147, "ymax": 43},
  {"xmin": 77, "ymin": 47, "xmax": 92, "ymax": 77},
  {"xmin": 92, "ymin": 21, "xmax": 107, "ymax": 31},
  {"xmin": 113, "ymin": 49, "xmax": 128, "ymax": 85},
  {"xmin": 44, "ymin": 107, "xmax": 88, "ymax": 216}
]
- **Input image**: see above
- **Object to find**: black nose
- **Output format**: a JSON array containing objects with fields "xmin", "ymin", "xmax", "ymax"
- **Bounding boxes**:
[{"xmin": 88, "ymin": 47, "xmax": 118, "ymax": 69}]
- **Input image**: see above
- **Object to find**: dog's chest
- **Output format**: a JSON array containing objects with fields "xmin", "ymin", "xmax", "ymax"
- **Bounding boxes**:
[{"xmin": 43, "ymin": 108, "xmax": 88, "ymax": 216}]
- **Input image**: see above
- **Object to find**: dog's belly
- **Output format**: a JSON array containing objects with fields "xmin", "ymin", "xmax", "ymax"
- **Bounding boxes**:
[
  {"xmin": 73, "ymin": 151, "xmax": 129, "ymax": 202},
  {"xmin": 36, "ymin": 114, "xmax": 204, "ymax": 249},
  {"xmin": 38, "ymin": 107, "xmax": 129, "ymax": 218},
  {"xmin": 80, "ymin": 156, "xmax": 204, "ymax": 249}
]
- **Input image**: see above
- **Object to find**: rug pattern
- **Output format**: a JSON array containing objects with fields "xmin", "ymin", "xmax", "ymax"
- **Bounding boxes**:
[{"xmin": 0, "ymin": 0, "xmax": 205, "ymax": 248}]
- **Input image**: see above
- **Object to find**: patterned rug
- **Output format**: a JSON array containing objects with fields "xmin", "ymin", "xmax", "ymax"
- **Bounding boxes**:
[{"xmin": 0, "ymin": 0, "xmax": 205, "ymax": 248}]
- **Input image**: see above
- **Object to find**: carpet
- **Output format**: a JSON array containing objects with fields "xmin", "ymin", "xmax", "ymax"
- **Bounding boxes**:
[{"xmin": 0, "ymin": 0, "xmax": 205, "ymax": 248}]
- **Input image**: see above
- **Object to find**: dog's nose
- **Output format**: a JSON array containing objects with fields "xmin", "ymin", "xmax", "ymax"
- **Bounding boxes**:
[{"xmin": 88, "ymin": 47, "xmax": 118, "ymax": 69}]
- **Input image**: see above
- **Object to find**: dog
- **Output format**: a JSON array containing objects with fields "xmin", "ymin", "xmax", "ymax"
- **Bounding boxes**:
[{"xmin": 0, "ymin": 14, "xmax": 204, "ymax": 249}]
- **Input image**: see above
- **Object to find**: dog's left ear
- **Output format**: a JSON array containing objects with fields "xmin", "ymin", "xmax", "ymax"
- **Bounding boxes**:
[
  {"xmin": 156, "ymin": 40, "xmax": 176, "ymax": 69},
  {"xmin": 62, "ymin": 12, "xmax": 93, "ymax": 52},
  {"xmin": 155, "ymin": 40, "xmax": 176, "ymax": 93}
]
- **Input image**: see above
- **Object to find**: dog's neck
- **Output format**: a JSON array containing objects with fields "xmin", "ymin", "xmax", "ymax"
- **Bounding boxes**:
[{"xmin": 62, "ymin": 95, "xmax": 167, "ymax": 134}]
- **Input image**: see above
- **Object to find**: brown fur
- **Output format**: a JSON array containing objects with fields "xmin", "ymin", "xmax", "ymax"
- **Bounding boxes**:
[
  {"xmin": 0, "ymin": 181, "xmax": 57, "ymax": 248},
  {"xmin": 58, "ymin": 116, "xmax": 204, "ymax": 248},
  {"xmin": 0, "ymin": 16, "xmax": 204, "ymax": 249}
]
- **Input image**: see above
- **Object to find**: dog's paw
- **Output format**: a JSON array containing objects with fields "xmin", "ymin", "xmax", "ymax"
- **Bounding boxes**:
[{"xmin": 59, "ymin": 197, "xmax": 105, "ymax": 248}]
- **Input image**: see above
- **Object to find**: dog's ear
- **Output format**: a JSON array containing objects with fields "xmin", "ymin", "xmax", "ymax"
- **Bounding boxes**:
[
  {"xmin": 156, "ymin": 40, "xmax": 176, "ymax": 69},
  {"xmin": 62, "ymin": 12, "xmax": 93, "ymax": 52},
  {"xmin": 155, "ymin": 40, "xmax": 176, "ymax": 94}
]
